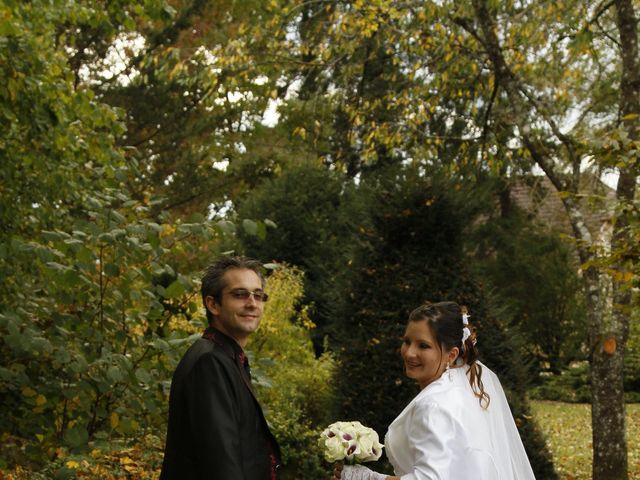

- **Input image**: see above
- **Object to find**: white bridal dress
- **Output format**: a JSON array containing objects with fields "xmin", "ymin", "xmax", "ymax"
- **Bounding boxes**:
[{"xmin": 385, "ymin": 362, "xmax": 536, "ymax": 480}]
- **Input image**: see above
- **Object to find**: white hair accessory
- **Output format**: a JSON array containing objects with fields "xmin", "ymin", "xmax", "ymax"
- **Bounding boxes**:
[
  {"xmin": 461, "ymin": 312, "xmax": 471, "ymax": 352},
  {"xmin": 462, "ymin": 327, "xmax": 471, "ymax": 346}
]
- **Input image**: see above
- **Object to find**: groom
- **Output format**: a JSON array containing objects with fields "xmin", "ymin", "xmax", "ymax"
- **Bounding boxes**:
[{"xmin": 160, "ymin": 256, "xmax": 280, "ymax": 479}]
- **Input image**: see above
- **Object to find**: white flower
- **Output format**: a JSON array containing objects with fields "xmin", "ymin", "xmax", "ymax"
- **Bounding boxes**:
[
  {"xmin": 320, "ymin": 432, "xmax": 349, "ymax": 462},
  {"xmin": 319, "ymin": 421, "xmax": 384, "ymax": 464},
  {"xmin": 354, "ymin": 428, "xmax": 383, "ymax": 462}
]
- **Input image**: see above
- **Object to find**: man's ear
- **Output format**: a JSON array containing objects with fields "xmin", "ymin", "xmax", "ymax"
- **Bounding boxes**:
[{"xmin": 205, "ymin": 296, "xmax": 220, "ymax": 317}]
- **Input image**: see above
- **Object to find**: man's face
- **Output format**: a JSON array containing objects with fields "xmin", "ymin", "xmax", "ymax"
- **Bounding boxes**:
[{"xmin": 206, "ymin": 268, "xmax": 265, "ymax": 346}]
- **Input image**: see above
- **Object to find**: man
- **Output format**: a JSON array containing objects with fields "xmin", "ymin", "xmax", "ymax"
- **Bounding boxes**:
[{"xmin": 160, "ymin": 256, "xmax": 280, "ymax": 479}]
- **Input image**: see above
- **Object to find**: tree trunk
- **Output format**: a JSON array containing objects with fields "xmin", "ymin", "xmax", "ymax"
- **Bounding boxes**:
[
  {"xmin": 587, "ymin": 266, "xmax": 628, "ymax": 480},
  {"xmin": 467, "ymin": 0, "xmax": 637, "ymax": 478},
  {"xmin": 592, "ymin": 1, "xmax": 640, "ymax": 478}
]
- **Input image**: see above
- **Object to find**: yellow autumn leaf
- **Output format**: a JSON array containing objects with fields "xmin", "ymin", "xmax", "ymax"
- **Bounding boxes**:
[
  {"xmin": 161, "ymin": 224, "xmax": 175, "ymax": 237},
  {"xmin": 66, "ymin": 460, "xmax": 80, "ymax": 469},
  {"xmin": 35, "ymin": 394, "xmax": 46, "ymax": 406},
  {"xmin": 292, "ymin": 127, "xmax": 306, "ymax": 139},
  {"xmin": 22, "ymin": 386, "xmax": 36, "ymax": 397},
  {"xmin": 110, "ymin": 412, "xmax": 119, "ymax": 429}
]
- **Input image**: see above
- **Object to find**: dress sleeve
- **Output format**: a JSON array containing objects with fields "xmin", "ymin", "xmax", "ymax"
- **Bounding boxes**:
[
  {"xmin": 186, "ymin": 353, "xmax": 244, "ymax": 479},
  {"xmin": 401, "ymin": 401, "xmax": 458, "ymax": 480}
]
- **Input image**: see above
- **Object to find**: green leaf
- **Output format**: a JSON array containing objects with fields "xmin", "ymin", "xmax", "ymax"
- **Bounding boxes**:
[
  {"xmin": 104, "ymin": 263, "xmax": 120, "ymax": 277},
  {"xmin": 63, "ymin": 425, "xmax": 89, "ymax": 449},
  {"xmin": 42, "ymin": 230, "xmax": 66, "ymax": 242},
  {"xmin": 152, "ymin": 338, "xmax": 170, "ymax": 351},
  {"xmin": 54, "ymin": 348, "xmax": 71, "ymax": 365},
  {"xmin": 98, "ymin": 232, "xmax": 115, "ymax": 244},
  {"xmin": 163, "ymin": 279, "xmax": 185, "ymax": 298},
  {"xmin": 107, "ymin": 365, "xmax": 124, "ymax": 383},
  {"xmin": 31, "ymin": 337, "xmax": 53, "ymax": 353},
  {"xmin": 109, "ymin": 210, "xmax": 127, "ymax": 224},
  {"xmin": 188, "ymin": 212, "xmax": 205, "ymax": 223},
  {"xmin": 144, "ymin": 397, "xmax": 158, "ymax": 413},
  {"xmin": 46, "ymin": 261, "xmax": 70, "ymax": 272},
  {"xmin": 135, "ymin": 367, "xmax": 152, "ymax": 383},
  {"xmin": 168, "ymin": 333, "xmax": 200, "ymax": 346},
  {"xmin": 242, "ymin": 219, "xmax": 258, "ymax": 236},
  {"xmin": 256, "ymin": 221, "xmax": 267, "ymax": 240},
  {"xmin": 76, "ymin": 247, "xmax": 94, "ymax": 263},
  {"xmin": 0, "ymin": 18, "xmax": 19, "ymax": 36},
  {"xmin": 217, "ymin": 220, "xmax": 236, "ymax": 235}
]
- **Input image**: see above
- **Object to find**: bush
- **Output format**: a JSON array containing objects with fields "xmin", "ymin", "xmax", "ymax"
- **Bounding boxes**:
[
  {"xmin": 0, "ymin": 433, "xmax": 164, "ymax": 479},
  {"xmin": 330, "ymin": 167, "xmax": 558, "ymax": 479},
  {"xmin": 0, "ymin": 189, "xmax": 233, "ymax": 472},
  {"xmin": 530, "ymin": 357, "xmax": 640, "ymax": 403},
  {"xmin": 470, "ymin": 204, "xmax": 588, "ymax": 375},
  {"xmin": 529, "ymin": 363, "xmax": 592, "ymax": 403},
  {"xmin": 248, "ymin": 265, "xmax": 337, "ymax": 479},
  {"xmin": 237, "ymin": 164, "xmax": 354, "ymax": 348}
]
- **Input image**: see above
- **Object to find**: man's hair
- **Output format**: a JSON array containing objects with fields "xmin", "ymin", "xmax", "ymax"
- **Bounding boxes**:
[{"xmin": 201, "ymin": 255, "xmax": 265, "ymax": 324}]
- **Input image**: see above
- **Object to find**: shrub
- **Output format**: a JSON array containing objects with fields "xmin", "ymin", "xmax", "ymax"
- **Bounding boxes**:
[
  {"xmin": 248, "ymin": 265, "xmax": 337, "ymax": 479},
  {"xmin": 330, "ymin": 167, "xmax": 558, "ymax": 479},
  {"xmin": 530, "ymin": 357, "xmax": 640, "ymax": 403},
  {"xmin": 237, "ymin": 164, "xmax": 354, "ymax": 348}
]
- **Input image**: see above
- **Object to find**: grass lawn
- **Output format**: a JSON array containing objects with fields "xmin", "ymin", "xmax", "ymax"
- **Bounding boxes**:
[{"xmin": 530, "ymin": 401, "xmax": 640, "ymax": 480}]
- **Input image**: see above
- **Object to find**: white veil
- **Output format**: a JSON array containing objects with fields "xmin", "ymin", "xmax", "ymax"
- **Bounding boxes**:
[{"xmin": 478, "ymin": 363, "xmax": 537, "ymax": 479}]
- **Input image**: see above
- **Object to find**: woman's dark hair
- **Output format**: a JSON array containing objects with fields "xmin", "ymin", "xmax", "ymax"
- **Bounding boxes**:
[{"xmin": 408, "ymin": 301, "xmax": 490, "ymax": 408}]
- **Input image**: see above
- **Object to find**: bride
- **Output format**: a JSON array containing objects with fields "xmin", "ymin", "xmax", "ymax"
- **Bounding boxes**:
[{"xmin": 333, "ymin": 301, "xmax": 536, "ymax": 480}]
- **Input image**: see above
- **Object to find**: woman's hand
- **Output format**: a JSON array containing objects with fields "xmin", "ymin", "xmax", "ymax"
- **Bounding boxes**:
[{"xmin": 334, "ymin": 464, "xmax": 386, "ymax": 480}]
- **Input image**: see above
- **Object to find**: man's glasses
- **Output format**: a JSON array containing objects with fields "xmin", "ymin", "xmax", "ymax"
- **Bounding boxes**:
[{"xmin": 226, "ymin": 289, "xmax": 269, "ymax": 302}]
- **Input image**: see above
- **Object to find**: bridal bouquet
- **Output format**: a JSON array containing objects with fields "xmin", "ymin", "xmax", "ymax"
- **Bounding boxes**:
[{"xmin": 318, "ymin": 421, "xmax": 384, "ymax": 464}]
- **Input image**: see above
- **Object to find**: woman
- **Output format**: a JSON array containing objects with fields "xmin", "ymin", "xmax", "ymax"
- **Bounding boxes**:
[{"xmin": 333, "ymin": 301, "xmax": 536, "ymax": 480}]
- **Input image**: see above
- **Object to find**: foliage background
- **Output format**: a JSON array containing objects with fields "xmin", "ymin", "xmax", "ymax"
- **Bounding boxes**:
[{"xmin": 1, "ymin": 0, "xmax": 639, "ymax": 478}]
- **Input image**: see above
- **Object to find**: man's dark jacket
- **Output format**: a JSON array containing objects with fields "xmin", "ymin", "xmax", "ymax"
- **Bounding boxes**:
[{"xmin": 160, "ymin": 327, "xmax": 280, "ymax": 479}]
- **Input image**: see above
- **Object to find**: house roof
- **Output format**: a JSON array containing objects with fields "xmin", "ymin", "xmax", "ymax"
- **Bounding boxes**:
[{"xmin": 510, "ymin": 175, "xmax": 615, "ymax": 240}]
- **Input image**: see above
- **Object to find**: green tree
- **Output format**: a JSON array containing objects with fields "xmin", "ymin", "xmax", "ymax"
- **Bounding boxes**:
[
  {"xmin": 0, "ymin": 0, "xmax": 266, "ymax": 470},
  {"xmin": 254, "ymin": 1, "xmax": 638, "ymax": 476},
  {"xmin": 237, "ymin": 164, "xmax": 354, "ymax": 345},
  {"xmin": 330, "ymin": 166, "xmax": 556, "ymax": 478},
  {"xmin": 472, "ymin": 205, "xmax": 587, "ymax": 374},
  {"xmin": 451, "ymin": 2, "xmax": 638, "ymax": 476}
]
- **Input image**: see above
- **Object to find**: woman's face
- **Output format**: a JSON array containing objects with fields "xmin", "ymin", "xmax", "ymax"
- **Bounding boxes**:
[{"xmin": 401, "ymin": 320, "xmax": 450, "ymax": 389}]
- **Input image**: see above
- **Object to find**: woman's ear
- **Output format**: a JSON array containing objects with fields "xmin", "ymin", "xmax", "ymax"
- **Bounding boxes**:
[{"xmin": 448, "ymin": 346, "xmax": 460, "ymax": 365}]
